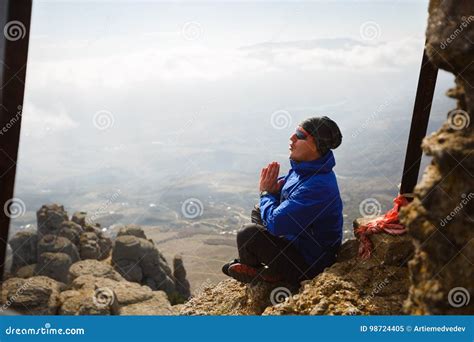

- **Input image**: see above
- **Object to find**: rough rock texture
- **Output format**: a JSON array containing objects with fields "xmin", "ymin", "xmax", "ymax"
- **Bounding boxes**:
[
  {"xmin": 0, "ymin": 276, "xmax": 65, "ymax": 315},
  {"xmin": 117, "ymin": 224, "xmax": 148, "ymax": 239},
  {"xmin": 69, "ymin": 259, "xmax": 124, "ymax": 281},
  {"xmin": 37, "ymin": 235, "xmax": 80, "ymax": 264},
  {"xmin": 58, "ymin": 275, "xmax": 175, "ymax": 315},
  {"xmin": 6, "ymin": 206, "xmax": 189, "ymax": 315},
  {"xmin": 58, "ymin": 221, "xmax": 83, "ymax": 246},
  {"xmin": 173, "ymin": 255, "xmax": 191, "ymax": 300},
  {"xmin": 354, "ymin": 217, "xmax": 415, "ymax": 266},
  {"xmin": 36, "ymin": 204, "xmax": 68, "ymax": 238},
  {"xmin": 8, "ymin": 230, "xmax": 37, "ymax": 273},
  {"xmin": 79, "ymin": 225, "xmax": 112, "ymax": 261},
  {"xmin": 399, "ymin": 0, "xmax": 474, "ymax": 315},
  {"xmin": 71, "ymin": 211, "xmax": 87, "ymax": 228},
  {"xmin": 119, "ymin": 291, "xmax": 176, "ymax": 315},
  {"xmin": 111, "ymin": 229, "xmax": 177, "ymax": 297},
  {"xmin": 35, "ymin": 252, "xmax": 72, "ymax": 284},
  {"xmin": 180, "ymin": 236, "xmax": 411, "ymax": 315}
]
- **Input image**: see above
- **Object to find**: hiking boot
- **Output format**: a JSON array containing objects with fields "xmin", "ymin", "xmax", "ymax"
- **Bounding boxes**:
[
  {"xmin": 227, "ymin": 263, "xmax": 281, "ymax": 284},
  {"xmin": 221, "ymin": 259, "xmax": 240, "ymax": 276}
]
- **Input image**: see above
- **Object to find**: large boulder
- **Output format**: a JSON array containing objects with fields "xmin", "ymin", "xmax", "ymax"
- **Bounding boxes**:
[
  {"xmin": 35, "ymin": 252, "xmax": 72, "ymax": 283},
  {"xmin": 58, "ymin": 221, "xmax": 83, "ymax": 246},
  {"xmin": 37, "ymin": 234, "xmax": 80, "ymax": 263},
  {"xmin": 71, "ymin": 211, "xmax": 87, "ymax": 228},
  {"xmin": 353, "ymin": 217, "xmax": 415, "ymax": 266},
  {"xmin": 0, "ymin": 276, "xmax": 65, "ymax": 315},
  {"xmin": 8, "ymin": 230, "xmax": 38, "ymax": 273},
  {"xmin": 79, "ymin": 230, "xmax": 112, "ymax": 261},
  {"xmin": 117, "ymin": 224, "xmax": 147, "ymax": 239},
  {"xmin": 36, "ymin": 204, "xmax": 68, "ymax": 238}
]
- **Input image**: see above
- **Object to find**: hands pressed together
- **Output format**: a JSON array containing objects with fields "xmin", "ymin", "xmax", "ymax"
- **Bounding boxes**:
[{"xmin": 259, "ymin": 161, "xmax": 285, "ymax": 194}]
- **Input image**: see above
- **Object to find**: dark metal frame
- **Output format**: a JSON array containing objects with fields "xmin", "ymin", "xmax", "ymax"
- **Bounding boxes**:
[
  {"xmin": 0, "ymin": 1, "xmax": 437, "ymax": 281},
  {"xmin": 0, "ymin": 0, "xmax": 32, "ymax": 279},
  {"xmin": 400, "ymin": 49, "xmax": 439, "ymax": 196}
]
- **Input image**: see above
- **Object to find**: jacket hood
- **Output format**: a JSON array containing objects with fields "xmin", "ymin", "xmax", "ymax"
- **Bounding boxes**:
[{"xmin": 289, "ymin": 150, "xmax": 336, "ymax": 175}]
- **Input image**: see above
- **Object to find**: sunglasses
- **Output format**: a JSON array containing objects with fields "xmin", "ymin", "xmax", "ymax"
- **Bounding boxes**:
[{"xmin": 295, "ymin": 127, "xmax": 309, "ymax": 140}]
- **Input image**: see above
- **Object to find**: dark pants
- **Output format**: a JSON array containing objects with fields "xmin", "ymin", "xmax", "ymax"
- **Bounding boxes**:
[{"xmin": 237, "ymin": 205, "xmax": 311, "ymax": 284}]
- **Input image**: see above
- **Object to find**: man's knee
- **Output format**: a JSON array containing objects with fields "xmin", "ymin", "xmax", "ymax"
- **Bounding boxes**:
[{"xmin": 237, "ymin": 224, "xmax": 263, "ymax": 247}]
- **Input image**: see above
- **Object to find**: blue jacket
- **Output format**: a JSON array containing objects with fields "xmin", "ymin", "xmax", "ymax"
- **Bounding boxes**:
[{"xmin": 259, "ymin": 151, "xmax": 343, "ymax": 275}]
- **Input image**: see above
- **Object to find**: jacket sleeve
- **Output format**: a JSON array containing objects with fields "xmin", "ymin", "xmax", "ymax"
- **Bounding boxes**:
[{"xmin": 259, "ymin": 185, "xmax": 331, "ymax": 236}]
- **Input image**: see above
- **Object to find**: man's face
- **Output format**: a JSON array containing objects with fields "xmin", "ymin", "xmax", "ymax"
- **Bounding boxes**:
[{"xmin": 289, "ymin": 127, "xmax": 320, "ymax": 162}]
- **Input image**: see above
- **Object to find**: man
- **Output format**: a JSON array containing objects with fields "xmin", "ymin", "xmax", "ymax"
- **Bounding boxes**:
[{"xmin": 222, "ymin": 116, "xmax": 343, "ymax": 284}]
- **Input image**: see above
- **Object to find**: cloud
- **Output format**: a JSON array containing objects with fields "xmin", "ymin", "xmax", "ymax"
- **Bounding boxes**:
[
  {"xmin": 21, "ymin": 101, "xmax": 79, "ymax": 137},
  {"xmin": 26, "ymin": 36, "xmax": 423, "ymax": 91}
]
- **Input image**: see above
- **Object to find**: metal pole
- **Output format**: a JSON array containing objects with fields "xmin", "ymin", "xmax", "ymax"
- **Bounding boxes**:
[
  {"xmin": 400, "ymin": 48, "xmax": 439, "ymax": 197},
  {"xmin": 0, "ymin": 0, "xmax": 32, "ymax": 280}
]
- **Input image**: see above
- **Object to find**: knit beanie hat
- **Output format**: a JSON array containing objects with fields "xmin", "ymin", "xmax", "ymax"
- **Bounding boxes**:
[{"xmin": 300, "ymin": 116, "xmax": 342, "ymax": 156}]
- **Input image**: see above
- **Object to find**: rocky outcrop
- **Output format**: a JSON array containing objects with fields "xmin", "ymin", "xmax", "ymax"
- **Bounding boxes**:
[
  {"xmin": 7, "ymin": 204, "xmax": 113, "ymax": 283},
  {"xmin": 4, "ymin": 204, "xmax": 184, "ymax": 315},
  {"xmin": 36, "ymin": 204, "xmax": 69, "ymax": 238},
  {"xmin": 399, "ymin": 0, "xmax": 474, "ymax": 315},
  {"xmin": 179, "ymin": 231, "xmax": 412, "ymax": 315},
  {"xmin": 111, "ymin": 226, "xmax": 190, "ymax": 303},
  {"xmin": 173, "ymin": 255, "xmax": 191, "ymax": 300}
]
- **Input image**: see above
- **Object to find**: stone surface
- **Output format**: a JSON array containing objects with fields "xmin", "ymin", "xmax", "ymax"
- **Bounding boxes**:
[
  {"xmin": 37, "ymin": 235, "xmax": 80, "ymax": 264},
  {"xmin": 0, "ymin": 276, "xmax": 65, "ymax": 315},
  {"xmin": 71, "ymin": 211, "xmax": 87, "ymax": 228},
  {"xmin": 69, "ymin": 259, "xmax": 124, "ymax": 281},
  {"xmin": 36, "ymin": 252, "xmax": 72, "ymax": 283},
  {"xmin": 58, "ymin": 221, "xmax": 83, "ymax": 246},
  {"xmin": 119, "ymin": 291, "xmax": 176, "ymax": 315},
  {"xmin": 36, "ymin": 204, "xmax": 69, "ymax": 238},
  {"xmin": 112, "ymin": 234, "xmax": 176, "ymax": 296},
  {"xmin": 173, "ymin": 255, "xmax": 191, "ymax": 300},
  {"xmin": 9, "ymin": 230, "xmax": 38, "ymax": 273},
  {"xmin": 117, "ymin": 224, "xmax": 147, "ymax": 239},
  {"xmin": 354, "ymin": 217, "xmax": 415, "ymax": 266}
]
